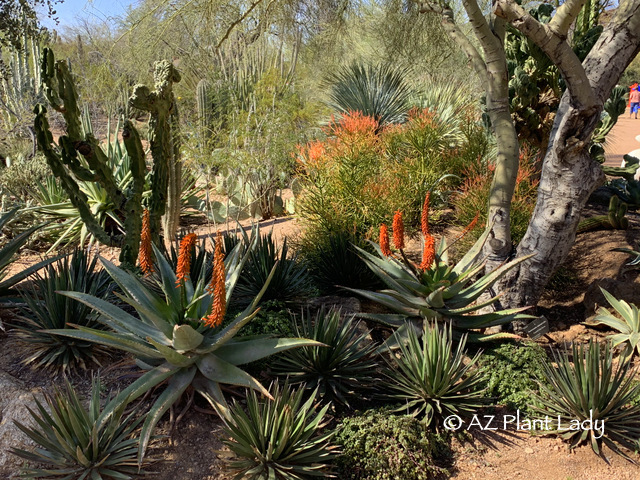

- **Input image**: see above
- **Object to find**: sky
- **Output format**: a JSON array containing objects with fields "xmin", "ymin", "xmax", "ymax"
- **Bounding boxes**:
[{"xmin": 38, "ymin": 0, "xmax": 138, "ymax": 31}]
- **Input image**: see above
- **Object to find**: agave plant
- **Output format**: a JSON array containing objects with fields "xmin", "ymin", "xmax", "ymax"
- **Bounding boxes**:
[
  {"xmin": 46, "ymin": 231, "xmax": 321, "ymax": 462},
  {"xmin": 234, "ymin": 232, "xmax": 314, "ymax": 306},
  {"xmin": 588, "ymin": 288, "xmax": 640, "ymax": 362},
  {"xmin": 349, "ymin": 197, "xmax": 533, "ymax": 346},
  {"xmin": 0, "ymin": 208, "xmax": 57, "ymax": 304},
  {"xmin": 325, "ymin": 62, "xmax": 413, "ymax": 128},
  {"xmin": 220, "ymin": 382, "xmax": 337, "ymax": 480},
  {"xmin": 14, "ymin": 248, "xmax": 114, "ymax": 370},
  {"xmin": 612, "ymin": 242, "xmax": 640, "ymax": 267},
  {"xmin": 273, "ymin": 308, "xmax": 378, "ymax": 408},
  {"xmin": 384, "ymin": 322, "xmax": 486, "ymax": 428},
  {"xmin": 533, "ymin": 340, "xmax": 640, "ymax": 461},
  {"xmin": 10, "ymin": 376, "xmax": 153, "ymax": 479}
]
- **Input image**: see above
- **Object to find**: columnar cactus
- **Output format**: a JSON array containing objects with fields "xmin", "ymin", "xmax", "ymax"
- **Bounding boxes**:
[
  {"xmin": 196, "ymin": 78, "xmax": 210, "ymax": 137},
  {"xmin": 33, "ymin": 49, "xmax": 180, "ymax": 268},
  {"xmin": 130, "ymin": 61, "xmax": 182, "ymax": 244}
]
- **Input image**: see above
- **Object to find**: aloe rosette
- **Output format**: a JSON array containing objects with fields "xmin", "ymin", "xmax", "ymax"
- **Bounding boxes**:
[
  {"xmin": 47, "ymin": 232, "xmax": 322, "ymax": 462},
  {"xmin": 349, "ymin": 227, "xmax": 534, "ymax": 346}
]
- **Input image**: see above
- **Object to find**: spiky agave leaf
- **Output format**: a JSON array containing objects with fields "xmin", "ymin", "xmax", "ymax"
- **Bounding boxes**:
[
  {"xmin": 384, "ymin": 322, "xmax": 487, "ymax": 429},
  {"xmin": 220, "ymin": 382, "xmax": 338, "ymax": 479},
  {"xmin": 273, "ymin": 308, "xmax": 378, "ymax": 407},
  {"xmin": 533, "ymin": 340, "xmax": 640, "ymax": 462},
  {"xmin": 10, "ymin": 376, "xmax": 152, "ymax": 479}
]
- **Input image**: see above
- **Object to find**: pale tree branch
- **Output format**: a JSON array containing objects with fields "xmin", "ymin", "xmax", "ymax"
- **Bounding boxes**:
[
  {"xmin": 462, "ymin": 0, "xmax": 501, "ymax": 55},
  {"xmin": 493, "ymin": 0, "xmax": 597, "ymax": 109},
  {"xmin": 549, "ymin": 0, "xmax": 587, "ymax": 38},
  {"xmin": 419, "ymin": 2, "xmax": 488, "ymax": 83}
]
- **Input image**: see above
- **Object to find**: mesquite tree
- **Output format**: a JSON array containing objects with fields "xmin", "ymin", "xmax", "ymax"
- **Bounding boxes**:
[{"xmin": 34, "ymin": 49, "xmax": 181, "ymax": 268}]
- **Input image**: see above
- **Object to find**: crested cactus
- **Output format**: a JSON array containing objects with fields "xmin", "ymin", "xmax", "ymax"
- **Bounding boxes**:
[
  {"xmin": 33, "ymin": 48, "xmax": 179, "ymax": 268},
  {"xmin": 129, "ymin": 61, "xmax": 182, "ymax": 244}
]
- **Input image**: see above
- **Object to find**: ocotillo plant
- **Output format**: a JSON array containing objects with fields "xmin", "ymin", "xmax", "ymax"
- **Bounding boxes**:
[
  {"xmin": 33, "ymin": 48, "xmax": 180, "ymax": 268},
  {"xmin": 130, "ymin": 60, "xmax": 182, "ymax": 243}
]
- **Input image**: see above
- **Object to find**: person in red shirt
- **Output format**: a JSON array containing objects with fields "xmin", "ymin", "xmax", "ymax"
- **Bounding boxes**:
[{"xmin": 630, "ymin": 85, "xmax": 640, "ymax": 119}]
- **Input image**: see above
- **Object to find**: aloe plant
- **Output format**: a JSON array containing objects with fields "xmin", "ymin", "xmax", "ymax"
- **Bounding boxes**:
[
  {"xmin": 45, "ymin": 232, "xmax": 321, "ymax": 463},
  {"xmin": 349, "ymin": 229, "xmax": 533, "ymax": 347},
  {"xmin": 588, "ymin": 288, "xmax": 640, "ymax": 362}
]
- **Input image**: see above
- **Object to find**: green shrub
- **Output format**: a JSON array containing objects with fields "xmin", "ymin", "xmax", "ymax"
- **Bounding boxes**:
[
  {"xmin": 237, "ymin": 300, "xmax": 295, "ymax": 338},
  {"xmin": 336, "ymin": 409, "xmax": 450, "ymax": 480},
  {"xmin": 478, "ymin": 342, "xmax": 549, "ymax": 416},
  {"xmin": 0, "ymin": 153, "xmax": 50, "ymax": 200},
  {"xmin": 220, "ymin": 382, "xmax": 337, "ymax": 479},
  {"xmin": 273, "ymin": 308, "xmax": 378, "ymax": 407}
]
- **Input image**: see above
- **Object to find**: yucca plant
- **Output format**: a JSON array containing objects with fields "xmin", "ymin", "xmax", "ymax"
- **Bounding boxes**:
[
  {"xmin": 46, "ymin": 231, "xmax": 321, "ymax": 462},
  {"xmin": 273, "ymin": 308, "xmax": 378, "ymax": 408},
  {"xmin": 349, "ymin": 195, "xmax": 533, "ymax": 347},
  {"xmin": 588, "ymin": 288, "xmax": 640, "ymax": 363},
  {"xmin": 220, "ymin": 382, "xmax": 338, "ymax": 479},
  {"xmin": 10, "ymin": 376, "xmax": 153, "ymax": 479},
  {"xmin": 0, "ymin": 208, "xmax": 56, "ymax": 303},
  {"xmin": 384, "ymin": 322, "xmax": 486, "ymax": 429},
  {"xmin": 533, "ymin": 340, "xmax": 640, "ymax": 461},
  {"xmin": 14, "ymin": 248, "xmax": 115, "ymax": 371},
  {"xmin": 326, "ymin": 62, "xmax": 413, "ymax": 129},
  {"xmin": 234, "ymin": 232, "xmax": 314, "ymax": 306}
]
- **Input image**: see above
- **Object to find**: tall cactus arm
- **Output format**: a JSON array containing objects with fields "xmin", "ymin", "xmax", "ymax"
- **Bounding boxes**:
[
  {"xmin": 40, "ymin": 48, "xmax": 83, "ymax": 139},
  {"xmin": 119, "ymin": 121, "xmax": 147, "ymax": 268},
  {"xmin": 34, "ymin": 105, "xmax": 112, "ymax": 246}
]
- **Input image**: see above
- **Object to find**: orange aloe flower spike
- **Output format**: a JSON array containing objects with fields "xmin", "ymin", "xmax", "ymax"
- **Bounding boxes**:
[
  {"xmin": 138, "ymin": 209, "xmax": 154, "ymax": 276},
  {"xmin": 204, "ymin": 232, "xmax": 226, "ymax": 328},
  {"xmin": 380, "ymin": 224, "xmax": 391, "ymax": 257},
  {"xmin": 175, "ymin": 233, "xmax": 197, "ymax": 287},
  {"xmin": 421, "ymin": 192, "xmax": 431, "ymax": 237},
  {"xmin": 420, "ymin": 234, "xmax": 436, "ymax": 271},
  {"xmin": 392, "ymin": 210, "xmax": 405, "ymax": 251}
]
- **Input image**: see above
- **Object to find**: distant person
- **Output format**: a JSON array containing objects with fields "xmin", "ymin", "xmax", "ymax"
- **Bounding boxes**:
[{"xmin": 630, "ymin": 85, "xmax": 640, "ymax": 119}]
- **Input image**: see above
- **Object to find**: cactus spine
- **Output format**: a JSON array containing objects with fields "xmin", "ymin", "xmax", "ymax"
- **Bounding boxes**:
[
  {"xmin": 33, "ymin": 48, "xmax": 172, "ymax": 269},
  {"xmin": 129, "ymin": 61, "xmax": 182, "ymax": 244}
]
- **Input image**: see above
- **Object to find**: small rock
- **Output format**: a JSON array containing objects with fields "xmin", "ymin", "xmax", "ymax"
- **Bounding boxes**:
[{"xmin": 524, "ymin": 447, "xmax": 534, "ymax": 454}]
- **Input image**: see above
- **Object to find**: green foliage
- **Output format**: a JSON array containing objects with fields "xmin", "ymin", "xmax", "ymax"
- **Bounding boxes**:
[
  {"xmin": 235, "ymin": 232, "xmax": 314, "ymax": 306},
  {"xmin": 15, "ymin": 248, "xmax": 114, "ymax": 371},
  {"xmin": 45, "ymin": 233, "xmax": 320, "ymax": 462},
  {"xmin": 296, "ymin": 229, "xmax": 383, "ymax": 294},
  {"xmin": 220, "ymin": 382, "xmax": 337, "ymax": 480},
  {"xmin": 237, "ymin": 301, "xmax": 295, "ymax": 338},
  {"xmin": 534, "ymin": 340, "xmax": 640, "ymax": 461},
  {"xmin": 478, "ymin": 342, "xmax": 549, "ymax": 416},
  {"xmin": 589, "ymin": 289, "xmax": 640, "ymax": 362},
  {"xmin": 335, "ymin": 409, "xmax": 450, "ymax": 480},
  {"xmin": 273, "ymin": 308, "xmax": 378, "ymax": 407},
  {"xmin": 383, "ymin": 323, "xmax": 487, "ymax": 428},
  {"xmin": 577, "ymin": 195, "xmax": 629, "ymax": 233},
  {"xmin": 612, "ymin": 241, "xmax": 640, "ymax": 267},
  {"xmin": 0, "ymin": 153, "xmax": 49, "ymax": 201},
  {"xmin": 325, "ymin": 62, "xmax": 413, "ymax": 128},
  {"xmin": 10, "ymin": 376, "xmax": 152, "ymax": 480}
]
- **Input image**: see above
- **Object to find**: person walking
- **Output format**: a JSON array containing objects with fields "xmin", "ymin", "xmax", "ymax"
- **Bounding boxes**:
[{"xmin": 630, "ymin": 85, "xmax": 640, "ymax": 119}]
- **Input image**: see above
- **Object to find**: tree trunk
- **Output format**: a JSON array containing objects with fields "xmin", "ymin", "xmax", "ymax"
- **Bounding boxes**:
[{"xmin": 497, "ymin": 0, "xmax": 640, "ymax": 315}]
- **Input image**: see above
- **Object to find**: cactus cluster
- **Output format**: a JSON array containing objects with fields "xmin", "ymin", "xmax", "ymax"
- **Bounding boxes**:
[
  {"xmin": 33, "ymin": 49, "xmax": 182, "ymax": 268},
  {"xmin": 577, "ymin": 196, "xmax": 629, "ymax": 233}
]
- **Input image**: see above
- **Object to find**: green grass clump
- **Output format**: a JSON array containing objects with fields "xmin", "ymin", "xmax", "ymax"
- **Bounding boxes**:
[
  {"xmin": 335, "ymin": 409, "xmax": 450, "ymax": 480},
  {"xmin": 479, "ymin": 342, "xmax": 549, "ymax": 416}
]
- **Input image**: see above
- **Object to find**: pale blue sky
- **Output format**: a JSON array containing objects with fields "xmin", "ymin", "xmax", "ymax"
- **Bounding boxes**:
[{"xmin": 39, "ymin": 0, "xmax": 137, "ymax": 30}]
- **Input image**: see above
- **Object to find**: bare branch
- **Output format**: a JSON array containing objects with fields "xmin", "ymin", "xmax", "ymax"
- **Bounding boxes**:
[
  {"xmin": 493, "ymin": 0, "xmax": 597, "ymax": 109},
  {"xmin": 549, "ymin": 0, "xmax": 587, "ymax": 38}
]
